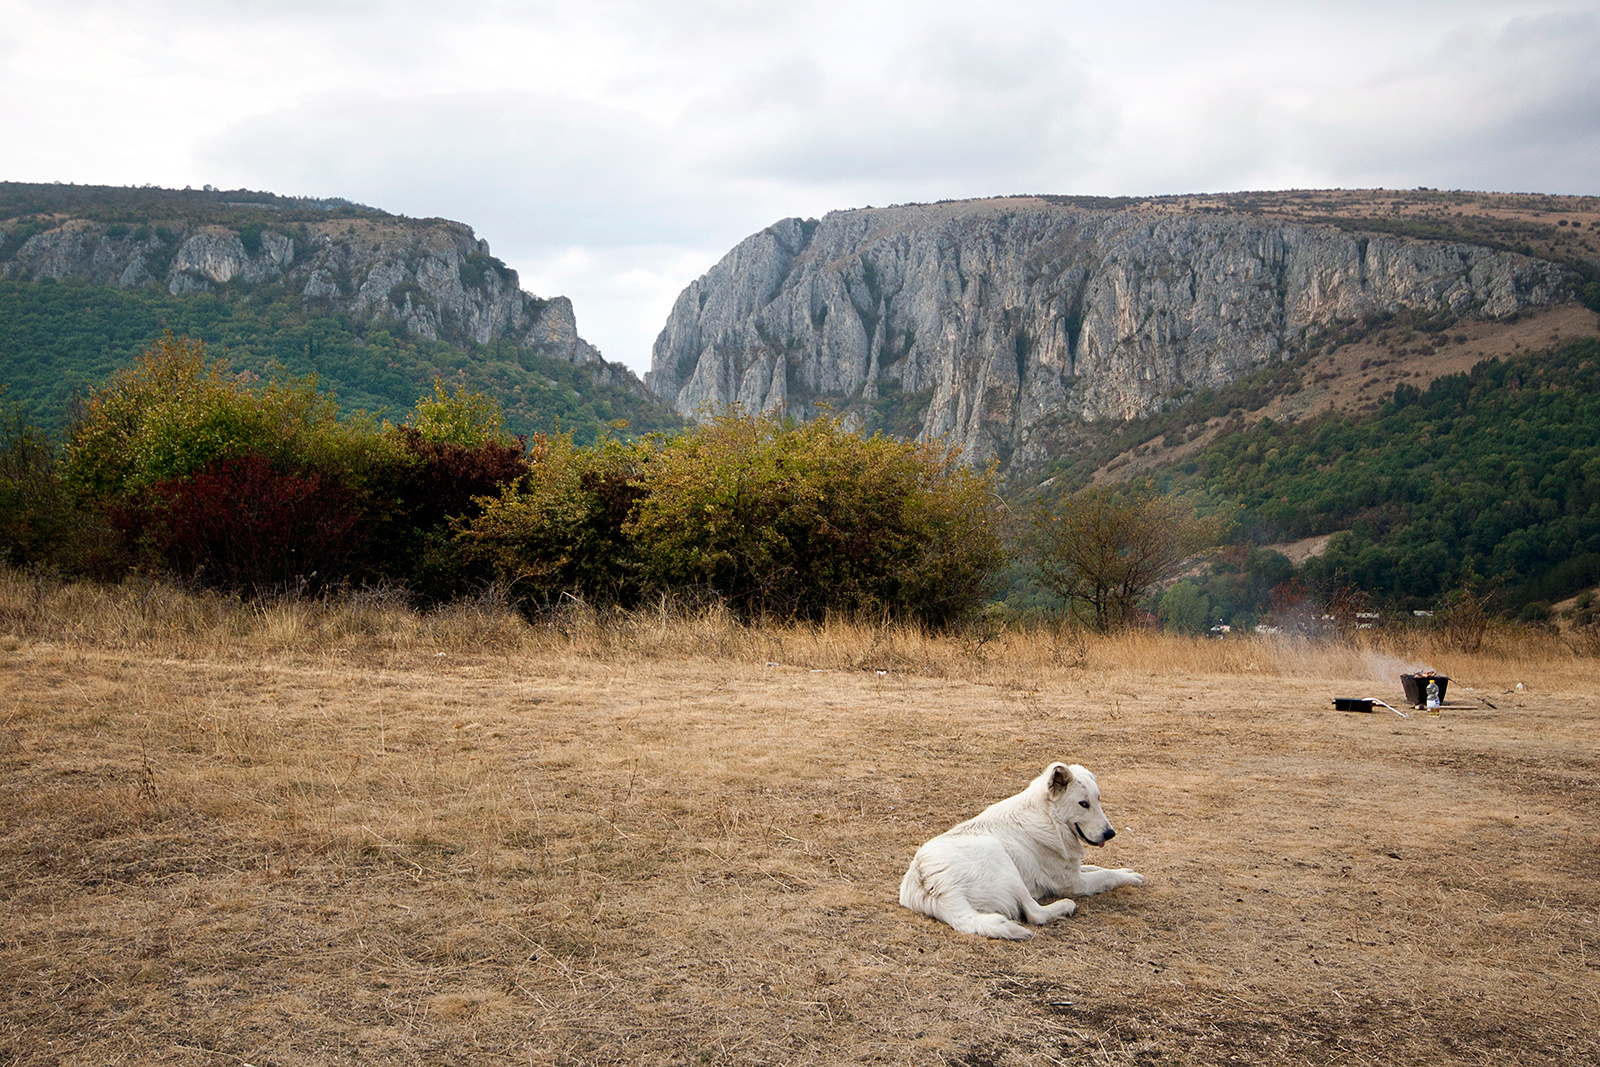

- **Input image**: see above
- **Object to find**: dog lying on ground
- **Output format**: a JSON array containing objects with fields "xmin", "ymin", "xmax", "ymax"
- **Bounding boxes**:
[{"xmin": 899, "ymin": 762, "xmax": 1146, "ymax": 939}]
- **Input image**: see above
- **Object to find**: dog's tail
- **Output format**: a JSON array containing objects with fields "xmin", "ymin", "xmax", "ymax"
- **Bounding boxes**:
[{"xmin": 899, "ymin": 858, "xmax": 1033, "ymax": 940}]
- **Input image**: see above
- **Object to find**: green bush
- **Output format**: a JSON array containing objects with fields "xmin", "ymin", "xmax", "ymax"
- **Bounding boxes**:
[
  {"xmin": 458, "ymin": 433, "xmax": 652, "ymax": 611},
  {"xmin": 0, "ymin": 395, "xmax": 69, "ymax": 567},
  {"xmin": 406, "ymin": 378, "xmax": 512, "ymax": 447},
  {"xmin": 627, "ymin": 413, "xmax": 1005, "ymax": 624},
  {"xmin": 64, "ymin": 333, "xmax": 391, "ymax": 503},
  {"xmin": 1158, "ymin": 580, "xmax": 1211, "ymax": 634},
  {"xmin": 461, "ymin": 413, "xmax": 1007, "ymax": 625}
]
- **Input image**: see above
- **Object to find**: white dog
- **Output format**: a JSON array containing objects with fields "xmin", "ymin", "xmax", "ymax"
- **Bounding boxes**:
[{"xmin": 898, "ymin": 762, "xmax": 1146, "ymax": 939}]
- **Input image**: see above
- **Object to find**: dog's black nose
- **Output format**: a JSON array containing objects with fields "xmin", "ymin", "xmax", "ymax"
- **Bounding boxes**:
[{"xmin": 1103, "ymin": 827, "xmax": 1115, "ymax": 841}]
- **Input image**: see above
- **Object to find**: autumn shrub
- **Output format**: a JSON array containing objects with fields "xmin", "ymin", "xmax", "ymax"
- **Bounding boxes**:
[
  {"xmin": 137, "ymin": 453, "xmax": 364, "ymax": 594},
  {"xmin": 625, "ymin": 413, "xmax": 1005, "ymax": 625},
  {"xmin": 65, "ymin": 333, "xmax": 386, "ymax": 503},
  {"xmin": 59, "ymin": 337, "xmax": 539, "ymax": 595},
  {"xmin": 460, "ymin": 413, "xmax": 1006, "ymax": 625},
  {"xmin": 52, "ymin": 338, "xmax": 1002, "ymax": 620},
  {"xmin": 61, "ymin": 335, "xmax": 389, "ymax": 589},
  {"xmin": 458, "ymin": 433, "xmax": 653, "ymax": 612},
  {"xmin": 371, "ymin": 425, "xmax": 530, "ymax": 604}
]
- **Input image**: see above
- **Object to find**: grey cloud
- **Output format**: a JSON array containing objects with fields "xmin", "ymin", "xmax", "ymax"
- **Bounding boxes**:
[
  {"xmin": 23, "ymin": 0, "xmax": 1600, "ymax": 372},
  {"xmin": 200, "ymin": 92, "xmax": 765, "ymax": 248},
  {"xmin": 1266, "ymin": 8, "xmax": 1600, "ymax": 193},
  {"xmin": 695, "ymin": 25, "xmax": 1104, "ymax": 188}
]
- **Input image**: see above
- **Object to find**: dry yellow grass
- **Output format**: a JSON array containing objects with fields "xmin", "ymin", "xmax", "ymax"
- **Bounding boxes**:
[{"xmin": 2, "ymin": 573, "xmax": 1597, "ymax": 1065}]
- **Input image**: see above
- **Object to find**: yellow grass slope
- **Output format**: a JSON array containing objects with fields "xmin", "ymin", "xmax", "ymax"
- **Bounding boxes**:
[{"xmin": 2, "ymin": 573, "xmax": 1597, "ymax": 1065}]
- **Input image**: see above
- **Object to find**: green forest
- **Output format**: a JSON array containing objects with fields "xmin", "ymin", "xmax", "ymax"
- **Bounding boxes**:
[
  {"xmin": 1159, "ymin": 337, "xmax": 1600, "ymax": 624},
  {"xmin": 0, "ymin": 278, "xmax": 680, "ymax": 445}
]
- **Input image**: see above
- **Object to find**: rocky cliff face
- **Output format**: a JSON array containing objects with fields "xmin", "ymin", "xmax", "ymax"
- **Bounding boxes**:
[
  {"xmin": 647, "ymin": 198, "xmax": 1575, "ymax": 470},
  {"xmin": 1, "ymin": 212, "xmax": 605, "ymax": 368}
]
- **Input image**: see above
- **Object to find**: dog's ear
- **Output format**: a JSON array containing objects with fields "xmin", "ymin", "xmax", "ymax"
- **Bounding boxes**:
[{"xmin": 1046, "ymin": 762, "xmax": 1075, "ymax": 796}]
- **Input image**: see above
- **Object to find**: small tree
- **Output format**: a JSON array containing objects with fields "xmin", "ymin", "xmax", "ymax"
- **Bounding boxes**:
[
  {"xmin": 406, "ymin": 378, "xmax": 512, "ymax": 447},
  {"xmin": 1032, "ymin": 487, "xmax": 1233, "ymax": 631},
  {"xmin": 1158, "ymin": 580, "xmax": 1210, "ymax": 634},
  {"xmin": 1437, "ymin": 566, "xmax": 1498, "ymax": 653}
]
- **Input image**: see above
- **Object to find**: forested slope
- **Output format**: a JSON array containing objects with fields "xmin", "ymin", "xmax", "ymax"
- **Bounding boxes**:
[
  {"xmin": 0, "ymin": 182, "xmax": 680, "ymax": 443},
  {"xmin": 1163, "ymin": 337, "xmax": 1600, "ymax": 619},
  {"xmin": 0, "ymin": 278, "xmax": 678, "ymax": 443}
]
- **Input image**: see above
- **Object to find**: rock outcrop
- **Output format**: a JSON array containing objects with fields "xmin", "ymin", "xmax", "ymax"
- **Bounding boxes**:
[
  {"xmin": 1, "ymin": 212, "xmax": 606, "ymax": 369},
  {"xmin": 647, "ymin": 197, "xmax": 1575, "ymax": 470}
]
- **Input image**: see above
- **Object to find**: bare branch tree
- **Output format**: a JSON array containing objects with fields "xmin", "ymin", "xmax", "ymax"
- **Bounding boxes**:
[{"xmin": 1031, "ymin": 487, "xmax": 1233, "ymax": 631}]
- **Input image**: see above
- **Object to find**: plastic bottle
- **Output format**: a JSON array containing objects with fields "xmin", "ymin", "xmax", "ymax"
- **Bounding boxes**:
[{"xmin": 1426, "ymin": 678, "xmax": 1441, "ymax": 713}]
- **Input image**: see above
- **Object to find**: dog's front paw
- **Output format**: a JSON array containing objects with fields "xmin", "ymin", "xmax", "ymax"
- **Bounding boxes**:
[{"xmin": 1121, "ymin": 869, "xmax": 1146, "ymax": 888}]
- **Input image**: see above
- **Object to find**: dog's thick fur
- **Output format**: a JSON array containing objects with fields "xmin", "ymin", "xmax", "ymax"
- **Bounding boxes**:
[{"xmin": 898, "ymin": 762, "xmax": 1146, "ymax": 939}]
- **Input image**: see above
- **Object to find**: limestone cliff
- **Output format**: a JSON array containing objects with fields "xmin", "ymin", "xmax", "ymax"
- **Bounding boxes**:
[
  {"xmin": 0, "ymin": 193, "xmax": 604, "ymax": 369},
  {"xmin": 647, "ymin": 196, "xmax": 1576, "ymax": 471}
]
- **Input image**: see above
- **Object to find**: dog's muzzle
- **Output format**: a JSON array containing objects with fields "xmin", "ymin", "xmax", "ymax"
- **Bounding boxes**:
[{"xmin": 1073, "ymin": 823, "xmax": 1113, "ymax": 847}]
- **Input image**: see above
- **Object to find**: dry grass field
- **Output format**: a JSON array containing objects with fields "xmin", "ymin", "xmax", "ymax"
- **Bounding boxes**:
[{"xmin": 2, "ymin": 574, "xmax": 1597, "ymax": 1066}]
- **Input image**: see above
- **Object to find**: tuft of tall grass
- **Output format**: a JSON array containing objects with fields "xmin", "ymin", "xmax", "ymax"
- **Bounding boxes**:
[{"xmin": 1, "ymin": 568, "xmax": 1594, "ymax": 676}]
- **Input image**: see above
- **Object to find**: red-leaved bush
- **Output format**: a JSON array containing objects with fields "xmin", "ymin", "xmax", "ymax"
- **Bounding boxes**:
[
  {"xmin": 140, "ymin": 452, "xmax": 363, "ymax": 594},
  {"xmin": 390, "ymin": 427, "xmax": 529, "ymax": 531}
]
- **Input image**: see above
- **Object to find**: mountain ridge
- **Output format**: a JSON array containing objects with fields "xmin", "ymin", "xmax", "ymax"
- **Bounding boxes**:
[
  {"xmin": 0, "ymin": 181, "xmax": 604, "ymax": 365},
  {"xmin": 648, "ymin": 189, "xmax": 1600, "ymax": 476},
  {"xmin": 0, "ymin": 182, "xmax": 679, "ymax": 441}
]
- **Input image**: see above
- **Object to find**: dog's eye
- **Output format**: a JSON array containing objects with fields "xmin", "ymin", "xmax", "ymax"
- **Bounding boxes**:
[{"xmin": 1078, "ymin": 800, "xmax": 1091, "ymax": 809}]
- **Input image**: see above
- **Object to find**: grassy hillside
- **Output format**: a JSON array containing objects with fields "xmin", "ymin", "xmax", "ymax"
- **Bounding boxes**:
[
  {"xmin": 1012, "ymin": 306, "xmax": 1600, "ymax": 627},
  {"xmin": 1169, "ymin": 337, "xmax": 1600, "ymax": 614}
]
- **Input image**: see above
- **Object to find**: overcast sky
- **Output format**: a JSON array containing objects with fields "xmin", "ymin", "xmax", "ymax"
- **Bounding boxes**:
[{"xmin": 4, "ymin": 1, "xmax": 1598, "ymax": 373}]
